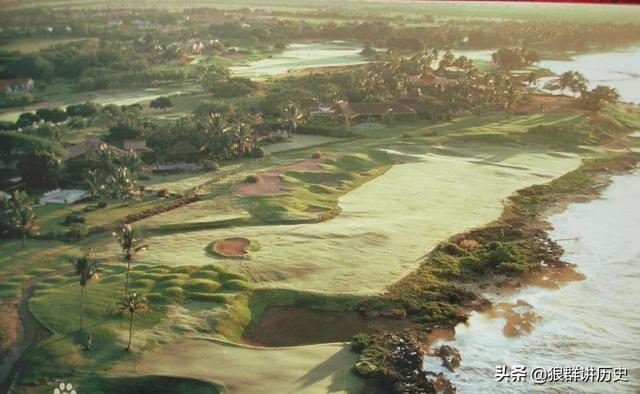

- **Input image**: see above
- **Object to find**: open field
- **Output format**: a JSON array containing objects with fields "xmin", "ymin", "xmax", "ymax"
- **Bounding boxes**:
[
  {"xmin": 139, "ymin": 338, "xmax": 362, "ymax": 394},
  {"xmin": 0, "ymin": 37, "xmax": 99, "ymax": 53}
]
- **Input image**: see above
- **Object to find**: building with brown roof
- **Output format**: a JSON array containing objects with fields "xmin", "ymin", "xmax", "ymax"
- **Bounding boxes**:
[
  {"xmin": 64, "ymin": 136, "xmax": 127, "ymax": 162},
  {"xmin": 331, "ymin": 100, "xmax": 416, "ymax": 125}
]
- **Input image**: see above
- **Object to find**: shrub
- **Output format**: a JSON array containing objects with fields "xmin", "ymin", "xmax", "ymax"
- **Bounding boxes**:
[
  {"xmin": 64, "ymin": 213, "xmax": 86, "ymax": 225},
  {"xmin": 352, "ymin": 333, "xmax": 373, "ymax": 353},
  {"xmin": 97, "ymin": 201, "xmax": 108, "ymax": 208},
  {"xmin": 157, "ymin": 188, "xmax": 171, "ymax": 198},
  {"xmin": 64, "ymin": 224, "xmax": 88, "ymax": 241},
  {"xmin": 442, "ymin": 242, "xmax": 467, "ymax": 256},
  {"xmin": 251, "ymin": 147, "xmax": 266, "ymax": 158},
  {"xmin": 245, "ymin": 174, "xmax": 260, "ymax": 183},
  {"xmin": 202, "ymin": 159, "xmax": 220, "ymax": 171},
  {"xmin": 311, "ymin": 151, "xmax": 323, "ymax": 159}
]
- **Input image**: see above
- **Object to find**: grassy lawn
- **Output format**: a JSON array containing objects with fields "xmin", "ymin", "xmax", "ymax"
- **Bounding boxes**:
[
  {"xmin": 34, "ymin": 195, "xmax": 181, "ymax": 236},
  {"xmin": 0, "ymin": 37, "xmax": 99, "ymax": 53}
]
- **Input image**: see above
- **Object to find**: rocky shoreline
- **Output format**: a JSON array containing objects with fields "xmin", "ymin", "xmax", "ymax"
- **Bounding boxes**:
[{"xmin": 351, "ymin": 151, "xmax": 640, "ymax": 393}]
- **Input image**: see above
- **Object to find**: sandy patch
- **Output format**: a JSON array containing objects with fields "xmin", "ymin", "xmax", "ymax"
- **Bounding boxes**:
[
  {"xmin": 231, "ymin": 157, "xmax": 333, "ymax": 196},
  {"xmin": 139, "ymin": 338, "xmax": 362, "ymax": 394},
  {"xmin": 213, "ymin": 237, "xmax": 250, "ymax": 257}
]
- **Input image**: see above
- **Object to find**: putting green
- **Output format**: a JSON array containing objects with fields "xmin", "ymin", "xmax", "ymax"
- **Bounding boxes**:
[
  {"xmin": 107, "ymin": 145, "xmax": 580, "ymax": 294},
  {"xmin": 139, "ymin": 338, "xmax": 361, "ymax": 394}
]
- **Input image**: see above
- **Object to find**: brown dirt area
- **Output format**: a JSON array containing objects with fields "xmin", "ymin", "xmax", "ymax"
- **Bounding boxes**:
[
  {"xmin": 214, "ymin": 237, "xmax": 250, "ymax": 257},
  {"xmin": 243, "ymin": 305, "xmax": 416, "ymax": 347},
  {"xmin": 0, "ymin": 301, "xmax": 18, "ymax": 353},
  {"xmin": 231, "ymin": 156, "xmax": 335, "ymax": 196},
  {"xmin": 515, "ymin": 94, "xmax": 581, "ymax": 113}
]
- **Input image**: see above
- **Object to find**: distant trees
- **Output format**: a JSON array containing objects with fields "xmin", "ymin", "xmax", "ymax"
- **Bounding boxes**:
[
  {"xmin": 71, "ymin": 255, "xmax": 100, "ymax": 331},
  {"xmin": 201, "ymin": 65, "xmax": 256, "ymax": 98},
  {"xmin": 491, "ymin": 47, "xmax": 540, "ymax": 70}
]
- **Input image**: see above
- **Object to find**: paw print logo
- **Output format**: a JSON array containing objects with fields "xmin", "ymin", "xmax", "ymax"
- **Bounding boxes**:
[{"xmin": 53, "ymin": 382, "xmax": 77, "ymax": 394}]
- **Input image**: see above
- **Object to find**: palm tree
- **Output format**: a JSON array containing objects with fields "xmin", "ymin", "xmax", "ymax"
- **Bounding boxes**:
[
  {"xmin": 119, "ymin": 292, "xmax": 148, "ymax": 351},
  {"xmin": 71, "ymin": 256, "xmax": 100, "ymax": 331},
  {"xmin": 84, "ymin": 169, "xmax": 103, "ymax": 198},
  {"xmin": 114, "ymin": 224, "xmax": 148, "ymax": 293},
  {"xmin": 280, "ymin": 102, "xmax": 306, "ymax": 136},
  {"xmin": 5, "ymin": 191, "xmax": 38, "ymax": 246},
  {"xmin": 107, "ymin": 167, "xmax": 136, "ymax": 202}
]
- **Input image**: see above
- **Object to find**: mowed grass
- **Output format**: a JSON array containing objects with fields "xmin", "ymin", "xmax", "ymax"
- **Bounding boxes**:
[
  {"xmin": 0, "ymin": 37, "xmax": 99, "ymax": 53},
  {"xmin": 34, "ymin": 195, "xmax": 180, "ymax": 235},
  {"xmin": 23, "ymin": 262, "xmax": 252, "ymax": 386}
]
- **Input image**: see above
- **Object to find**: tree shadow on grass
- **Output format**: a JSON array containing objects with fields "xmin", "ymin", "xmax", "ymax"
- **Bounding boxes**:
[{"xmin": 294, "ymin": 344, "xmax": 357, "ymax": 393}]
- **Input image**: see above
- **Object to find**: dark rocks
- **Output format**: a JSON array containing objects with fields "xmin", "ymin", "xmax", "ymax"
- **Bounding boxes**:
[{"xmin": 435, "ymin": 344, "xmax": 461, "ymax": 372}]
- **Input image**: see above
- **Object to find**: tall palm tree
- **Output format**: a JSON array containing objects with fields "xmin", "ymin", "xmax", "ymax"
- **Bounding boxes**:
[
  {"xmin": 119, "ymin": 292, "xmax": 148, "ymax": 351},
  {"xmin": 5, "ymin": 191, "xmax": 38, "ymax": 247},
  {"xmin": 71, "ymin": 256, "xmax": 100, "ymax": 331},
  {"xmin": 84, "ymin": 169, "xmax": 103, "ymax": 198},
  {"xmin": 114, "ymin": 224, "xmax": 148, "ymax": 293}
]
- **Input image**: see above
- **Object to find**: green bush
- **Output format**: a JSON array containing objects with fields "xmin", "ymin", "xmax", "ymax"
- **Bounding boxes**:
[
  {"xmin": 251, "ymin": 147, "xmax": 266, "ymax": 158},
  {"xmin": 63, "ymin": 213, "xmax": 86, "ymax": 225},
  {"xmin": 245, "ymin": 174, "xmax": 260, "ymax": 183},
  {"xmin": 97, "ymin": 201, "xmax": 108, "ymax": 208},
  {"xmin": 202, "ymin": 159, "xmax": 220, "ymax": 171},
  {"xmin": 352, "ymin": 333, "xmax": 373, "ymax": 353},
  {"xmin": 157, "ymin": 188, "xmax": 171, "ymax": 198},
  {"xmin": 311, "ymin": 151, "xmax": 323, "ymax": 159}
]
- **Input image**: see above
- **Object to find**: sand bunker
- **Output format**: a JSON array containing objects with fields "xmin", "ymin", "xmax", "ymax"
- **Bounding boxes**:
[
  {"xmin": 212, "ymin": 237, "xmax": 251, "ymax": 257},
  {"xmin": 232, "ymin": 157, "xmax": 332, "ymax": 196},
  {"xmin": 139, "ymin": 338, "xmax": 362, "ymax": 394}
]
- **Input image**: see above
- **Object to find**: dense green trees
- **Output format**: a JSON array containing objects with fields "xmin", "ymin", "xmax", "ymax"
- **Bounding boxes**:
[
  {"xmin": 149, "ymin": 96, "xmax": 174, "ymax": 110},
  {"xmin": 491, "ymin": 47, "xmax": 540, "ymax": 70},
  {"xmin": 0, "ymin": 132, "xmax": 65, "ymax": 188},
  {"xmin": 0, "ymin": 190, "xmax": 38, "ymax": 245}
]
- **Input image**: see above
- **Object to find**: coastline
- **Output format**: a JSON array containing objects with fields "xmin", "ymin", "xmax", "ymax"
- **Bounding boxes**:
[{"xmin": 353, "ymin": 150, "xmax": 640, "ymax": 393}]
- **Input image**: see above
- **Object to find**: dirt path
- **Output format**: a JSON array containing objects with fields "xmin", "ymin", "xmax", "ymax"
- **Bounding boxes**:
[{"xmin": 0, "ymin": 269, "xmax": 69, "ymax": 393}]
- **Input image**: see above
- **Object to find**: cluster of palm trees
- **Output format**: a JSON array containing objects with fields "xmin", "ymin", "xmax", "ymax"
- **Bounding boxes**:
[
  {"xmin": 84, "ymin": 144, "xmax": 142, "ymax": 202},
  {"xmin": 200, "ymin": 112, "xmax": 263, "ymax": 161},
  {"xmin": 71, "ymin": 223, "xmax": 148, "ymax": 351},
  {"xmin": 545, "ymin": 71, "xmax": 588, "ymax": 97},
  {"xmin": 0, "ymin": 190, "xmax": 38, "ymax": 246}
]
